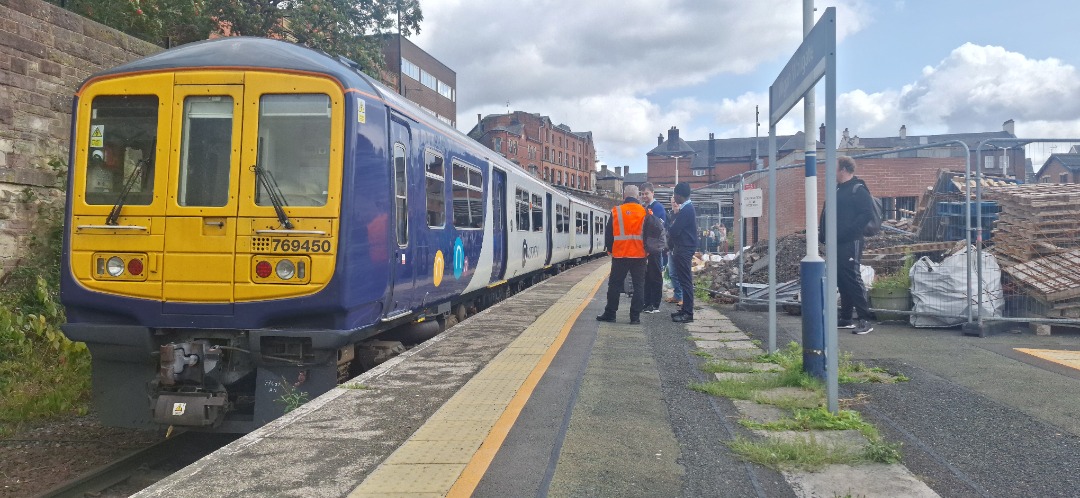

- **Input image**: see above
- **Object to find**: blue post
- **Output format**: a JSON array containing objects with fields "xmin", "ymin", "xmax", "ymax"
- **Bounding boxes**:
[{"xmin": 801, "ymin": 257, "xmax": 826, "ymax": 379}]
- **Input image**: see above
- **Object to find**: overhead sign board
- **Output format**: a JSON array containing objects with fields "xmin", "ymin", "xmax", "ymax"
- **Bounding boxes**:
[
  {"xmin": 769, "ymin": 7, "xmax": 835, "ymax": 126},
  {"xmin": 741, "ymin": 188, "xmax": 763, "ymax": 218}
]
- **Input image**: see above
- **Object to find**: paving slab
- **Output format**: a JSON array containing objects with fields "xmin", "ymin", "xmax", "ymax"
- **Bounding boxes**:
[
  {"xmin": 687, "ymin": 330, "xmax": 747, "ymax": 341},
  {"xmin": 732, "ymin": 399, "xmax": 790, "ymax": 424},
  {"xmin": 709, "ymin": 347, "xmax": 765, "ymax": 360},
  {"xmin": 714, "ymin": 371, "xmax": 780, "ymax": 382},
  {"xmin": 786, "ymin": 463, "xmax": 940, "ymax": 498},
  {"xmin": 718, "ymin": 340, "xmax": 759, "ymax": 350},
  {"xmin": 753, "ymin": 429, "xmax": 869, "ymax": 450},
  {"xmin": 753, "ymin": 387, "xmax": 823, "ymax": 408}
]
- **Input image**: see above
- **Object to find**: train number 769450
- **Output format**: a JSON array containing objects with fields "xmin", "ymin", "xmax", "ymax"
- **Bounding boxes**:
[{"xmin": 272, "ymin": 239, "xmax": 332, "ymax": 253}]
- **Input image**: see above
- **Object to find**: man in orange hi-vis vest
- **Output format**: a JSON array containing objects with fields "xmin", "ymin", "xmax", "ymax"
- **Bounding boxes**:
[{"xmin": 596, "ymin": 185, "xmax": 647, "ymax": 325}]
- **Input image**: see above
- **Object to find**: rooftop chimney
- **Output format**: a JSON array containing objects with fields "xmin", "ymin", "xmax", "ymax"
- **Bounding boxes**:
[
  {"xmin": 819, "ymin": 123, "xmax": 826, "ymax": 144},
  {"xmin": 1003, "ymin": 119, "xmax": 1015, "ymax": 135},
  {"xmin": 708, "ymin": 133, "xmax": 715, "ymax": 169},
  {"xmin": 899, "ymin": 125, "xmax": 907, "ymax": 139},
  {"xmin": 615, "ymin": 166, "xmax": 623, "ymax": 177},
  {"xmin": 667, "ymin": 126, "xmax": 680, "ymax": 150},
  {"xmin": 477, "ymin": 113, "xmax": 482, "ymax": 124},
  {"xmin": 658, "ymin": 133, "xmax": 664, "ymax": 146},
  {"xmin": 600, "ymin": 164, "xmax": 609, "ymax": 173}
]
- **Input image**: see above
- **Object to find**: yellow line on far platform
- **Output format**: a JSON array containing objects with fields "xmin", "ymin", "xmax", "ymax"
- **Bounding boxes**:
[
  {"xmin": 446, "ymin": 271, "xmax": 606, "ymax": 497},
  {"xmin": 1015, "ymin": 348, "xmax": 1080, "ymax": 370}
]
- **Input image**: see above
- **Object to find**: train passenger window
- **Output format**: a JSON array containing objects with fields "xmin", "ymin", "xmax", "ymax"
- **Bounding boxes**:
[
  {"xmin": 425, "ymin": 151, "xmax": 445, "ymax": 227},
  {"xmin": 451, "ymin": 161, "xmax": 483, "ymax": 229},
  {"xmin": 515, "ymin": 188, "xmax": 530, "ymax": 231},
  {"xmin": 178, "ymin": 96, "xmax": 233, "ymax": 207},
  {"xmin": 394, "ymin": 143, "xmax": 408, "ymax": 245},
  {"xmin": 255, "ymin": 94, "xmax": 331, "ymax": 207},
  {"xmin": 554, "ymin": 204, "xmax": 566, "ymax": 233},
  {"xmin": 84, "ymin": 95, "xmax": 158, "ymax": 205},
  {"xmin": 531, "ymin": 194, "xmax": 543, "ymax": 232}
]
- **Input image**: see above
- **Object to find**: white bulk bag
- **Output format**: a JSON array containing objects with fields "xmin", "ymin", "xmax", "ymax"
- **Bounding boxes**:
[{"xmin": 909, "ymin": 248, "xmax": 1003, "ymax": 328}]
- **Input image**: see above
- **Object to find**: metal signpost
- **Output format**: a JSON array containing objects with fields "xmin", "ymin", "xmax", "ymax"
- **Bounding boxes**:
[{"xmin": 768, "ymin": 6, "xmax": 838, "ymax": 412}]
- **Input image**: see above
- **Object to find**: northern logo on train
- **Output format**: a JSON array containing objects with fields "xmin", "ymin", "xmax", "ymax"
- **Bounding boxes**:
[
  {"xmin": 453, "ymin": 237, "xmax": 465, "ymax": 279},
  {"xmin": 433, "ymin": 250, "xmax": 445, "ymax": 287}
]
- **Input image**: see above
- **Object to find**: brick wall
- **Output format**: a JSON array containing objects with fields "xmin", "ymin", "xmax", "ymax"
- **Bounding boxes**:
[
  {"xmin": 1035, "ymin": 160, "xmax": 1071, "ymax": 184},
  {"xmin": 0, "ymin": 0, "xmax": 160, "ymax": 276},
  {"xmin": 733, "ymin": 157, "xmax": 965, "ymax": 244}
]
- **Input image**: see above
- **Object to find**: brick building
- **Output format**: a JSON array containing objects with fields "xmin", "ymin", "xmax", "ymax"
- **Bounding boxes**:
[
  {"xmin": 468, "ymin": 111, "xmax": 596, "ymax": 193},
  {"xmin": 646, "ymin": 126, "xmax": 811, "ymax": 190},
  {"xmin": 1035, "ymin": 150, "xmax": 1080, "ymax": 184},
  {"xmin": 382, "ymin": 34, "xmax": 456, "ymax": 126},
  {"xmin": 594, "ymin": 165, "xmax": 627, "ymax": 199}
]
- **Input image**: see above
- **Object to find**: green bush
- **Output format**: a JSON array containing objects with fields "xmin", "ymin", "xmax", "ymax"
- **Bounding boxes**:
[{"xmin": 0, "ymin": 206, "xmax": 91, "ymax": 435}]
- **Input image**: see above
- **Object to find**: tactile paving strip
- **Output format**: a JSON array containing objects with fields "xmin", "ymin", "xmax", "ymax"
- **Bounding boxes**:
[{"xmin": 1014, "ymin": 348, "xmax": 1080, "ymax": 371}]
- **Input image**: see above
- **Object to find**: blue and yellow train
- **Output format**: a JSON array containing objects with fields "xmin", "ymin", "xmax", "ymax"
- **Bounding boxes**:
[{"xmin": 60, "ymin": 37, "xmax": 608, "ymax": 432}]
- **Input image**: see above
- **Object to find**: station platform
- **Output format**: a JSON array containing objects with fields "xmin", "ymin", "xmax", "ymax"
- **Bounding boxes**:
[{"xmin": 134, "ymin": 257, "xmax": 1080, "ymax": 498}]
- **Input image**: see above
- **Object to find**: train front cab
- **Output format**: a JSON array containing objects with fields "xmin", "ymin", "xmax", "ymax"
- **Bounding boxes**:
[{"xmin": 62, "ymin": 69, "xmax": 351, "ymax": 430}]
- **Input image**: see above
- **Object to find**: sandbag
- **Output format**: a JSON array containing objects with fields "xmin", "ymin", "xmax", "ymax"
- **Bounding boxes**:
[{"xmin": 909, "ymin": 248, "xmax": 1003, "ymax": 328}]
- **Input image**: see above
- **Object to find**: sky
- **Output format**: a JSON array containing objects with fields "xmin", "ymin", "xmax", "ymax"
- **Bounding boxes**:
[{"xmin": 412, "ymin": 0, "xmax": 1080, "ymax": 174}]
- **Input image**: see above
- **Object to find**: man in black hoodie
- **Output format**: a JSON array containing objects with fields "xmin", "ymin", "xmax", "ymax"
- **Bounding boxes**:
[{"xmin": 820, "ymin": 156, "xmax": 875, "ymax": 335}]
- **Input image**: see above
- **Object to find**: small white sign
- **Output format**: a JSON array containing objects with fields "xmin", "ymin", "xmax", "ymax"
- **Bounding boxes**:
[
  {"xmin": 90, "ymin": 125, "xmax": 104, "ymax": 148},
  {"xmin": 742, "ymin": 188, "xmax": 763, "ymax": 218},
  {"xmin": 172, "ymin": 402, "xmax": 187, "ymax": 416}
]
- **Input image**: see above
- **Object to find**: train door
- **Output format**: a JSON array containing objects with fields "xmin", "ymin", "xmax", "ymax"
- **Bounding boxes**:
[
  {"xmin": 544, "ymin": 192, "xmax": 553, "ymax": 265},
  {"xmin": 162, "ymin": 84, "xmax": 245, "ymax": 312},
  {"xmin": 386, "ymin": 117, "xmax": 417, "ymax": 319},
  {"xmin": 490, "ymin": 167, "xmax": 507, "ymax": 282},
  {"xmin": 589, "ymin": 211, "xmax": 595, "ymax": 253}
]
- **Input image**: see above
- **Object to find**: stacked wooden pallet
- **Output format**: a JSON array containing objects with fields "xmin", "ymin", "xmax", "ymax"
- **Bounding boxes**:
[
  {"xmin": 984, "ymin": 183, "xmax": 1080, "ymax": 265},
  {"xmin": 1002, "ymin": 249, "xmax": 1080, "ymax": 318}
]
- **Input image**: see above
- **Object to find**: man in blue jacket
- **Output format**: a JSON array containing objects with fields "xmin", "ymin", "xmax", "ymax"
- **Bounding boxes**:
[
  {"xmin": 668, "ymin": 182, "xmax": 698, "ymax": 323},
  {"xmin": 640, "ymin": 182, "xmax": 667, "ymax": 313},
  {"xmin": 819, "ymin": 156, "xmax": 875, "ymax": 335}
]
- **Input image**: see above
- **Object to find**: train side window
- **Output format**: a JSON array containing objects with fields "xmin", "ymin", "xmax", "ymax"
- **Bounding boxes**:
[
  {"xmin": 255, "ymin": 94, "xmax": 331, "ymax": 207},
  {"xmin": 554, "ymin": 204, "xmax": 565, "ymax": 233},
  {"xmin": 178, "ymin": 96, "xmax": 233, "ymax": 207},
  {"xmin": 425, "ymin": 151, "xmax": 445, "ymax": 227},
  {"xmin": 394, "ymin": 143, "xmax": 408, "ymax": 245},
  {"xmin": 451, "ymin": 160, "xmax": 484, "ymax": 229},
  {"xmin": 531, "ymin": 194, "xmax": 543, "ymax": 232},
  {"xmin": 84, "ymin": 95, "xmax": 158, "ymax": 205},
  {"xmin": 515, "ymin": 188, "xmax": 530, "ymax": 231}
]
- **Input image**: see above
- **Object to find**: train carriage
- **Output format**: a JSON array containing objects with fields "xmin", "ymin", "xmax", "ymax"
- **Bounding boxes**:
[{"xmin": 60, "ymin": 37, "xmax": 607, "ymax": 432}]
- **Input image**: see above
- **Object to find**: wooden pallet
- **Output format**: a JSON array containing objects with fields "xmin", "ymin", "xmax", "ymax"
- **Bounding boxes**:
[{"xmin": 1002, "ymin": 250, "xmax": 1080, "ymax": 302}]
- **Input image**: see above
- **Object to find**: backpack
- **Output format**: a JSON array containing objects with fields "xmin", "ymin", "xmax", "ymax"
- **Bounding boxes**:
[
  {"xmin": 864, "ymin": 195, "xmax": 884, "ymax": 236},
  {"xmin": 643, "ymin": 214, "xmax": 667, "ymax": 255}
]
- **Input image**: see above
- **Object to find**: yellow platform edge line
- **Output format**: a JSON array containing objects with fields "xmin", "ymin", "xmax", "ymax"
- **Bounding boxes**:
[
  {"xmin": 445, "ymin": 265, "xmax": 608, "ymax": 498},
  {"xmin": 1015, "ymin": 348, "xmax": 1080, "ymax": 370}
]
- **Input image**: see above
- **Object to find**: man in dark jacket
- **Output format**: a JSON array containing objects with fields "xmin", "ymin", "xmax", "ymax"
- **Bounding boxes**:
[
  {"xmin": 820, "ymin": 156, "xmax": 875, "ymax": 335},
  {"xmin": 640, "ymin": 182, "xmax": 667, "ymax": 313},
  {"xmin": 668, "ymin": 182, "xmax": 698, "ymax": 323}
]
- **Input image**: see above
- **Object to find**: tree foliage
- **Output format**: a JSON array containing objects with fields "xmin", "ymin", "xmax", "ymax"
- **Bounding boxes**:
[
  {"xmin": 49, "ymin": 0, "xmax": 218, "ymax": 47},
  {"xmin": 50, "ymin": 0, "xmax": 424, "ymax": 74}
]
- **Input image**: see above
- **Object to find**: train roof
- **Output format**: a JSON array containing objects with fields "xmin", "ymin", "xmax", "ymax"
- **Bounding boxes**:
[{"xmin": 88, "ymin": 37, "xmax": 379, "ymax": 95}]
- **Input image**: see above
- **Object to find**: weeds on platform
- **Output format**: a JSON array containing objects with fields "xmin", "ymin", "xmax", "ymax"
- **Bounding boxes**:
[
  {"xmin": 728, "ymin": 435, "xmax": 862, "ymax": 472},
  {"xmin": 276, "ymin": 377, "xmax": 310, "ymax": 414},
  {"xmin": 839, "ymin": 352, "xmax": 910, "ymax": 383},
  {"xmin": 1, "ymin": 208, "xmax": 91, "ymax": 436},
  {"xmin": 700, "ymin": 361, "xmax": 756, "ymax": 374},
  {"xmin": 739, "ymin": 407, "xmax": 876, "ymax": 436}
]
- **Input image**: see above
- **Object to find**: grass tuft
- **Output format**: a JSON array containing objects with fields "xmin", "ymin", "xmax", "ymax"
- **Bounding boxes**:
[{"xmin": 728, "ymin": 435, "xmax": 862, "ymax": 471}]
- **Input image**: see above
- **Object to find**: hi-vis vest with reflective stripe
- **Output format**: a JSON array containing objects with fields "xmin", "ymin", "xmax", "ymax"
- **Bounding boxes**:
[{"xmin": 611, "ymin": 202, "xmax": 647, "ymax": 258}]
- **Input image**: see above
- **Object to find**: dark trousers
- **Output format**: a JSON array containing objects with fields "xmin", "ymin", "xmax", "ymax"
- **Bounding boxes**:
[
  {"xmin": 838, "ymin": 239, "xmax": 871, "ymax": 321},
  {"xmin": 605, "ymin": 257, "xmax": 646, "ymax": 319},
  {"xmin": 672, "ymin": 247, "xmax": 694, "ymax": 316},
  {"xmin": 644, "ymin": 252, "xmax": 664, "ymax": 308}
]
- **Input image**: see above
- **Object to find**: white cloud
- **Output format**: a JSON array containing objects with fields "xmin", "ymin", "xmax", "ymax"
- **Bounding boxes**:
[{"xmin": 415, "ymin": 0, "xmax": 873, "ymax": 170}]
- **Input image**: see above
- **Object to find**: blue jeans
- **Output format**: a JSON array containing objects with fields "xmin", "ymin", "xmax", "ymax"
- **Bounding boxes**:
[{"xmin": 667, "ymin": 255, "xmax": 682, "ymax": 300}]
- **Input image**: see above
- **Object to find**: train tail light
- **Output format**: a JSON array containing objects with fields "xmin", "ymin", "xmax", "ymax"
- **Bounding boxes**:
[
  {"xmin": 255, "ymin": 261, "xmax": 273, "ymax": 278},
  {"xmin": 128, "ymin": 258, "xmax": 144, "ymax": 276}
]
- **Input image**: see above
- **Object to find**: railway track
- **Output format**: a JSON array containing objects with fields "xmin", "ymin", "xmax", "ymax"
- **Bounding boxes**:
[{"xmin": 36, "ymin": 432, "xmax": 238, "ymax": 498}]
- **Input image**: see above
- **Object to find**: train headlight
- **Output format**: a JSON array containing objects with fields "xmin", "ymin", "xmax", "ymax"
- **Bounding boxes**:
[
  {"xmin": 275, "ymin": 260, "xmax": 296, "ymax": 280},
  {"xmin": 106, "ymin": 256, "xmax": 125, "ymax": 277}
]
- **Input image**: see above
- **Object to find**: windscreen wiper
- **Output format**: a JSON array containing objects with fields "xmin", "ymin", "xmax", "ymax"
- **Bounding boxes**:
[
  {"xmin": 254, "ymin": 137, "xmax": 294, "ymax": 230},
  {"xmin": 106, "ymin": 145, "xmax": 153, "ymax": 226}
]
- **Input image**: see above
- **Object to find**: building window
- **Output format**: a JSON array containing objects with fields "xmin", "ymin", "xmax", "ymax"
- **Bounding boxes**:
[
  {"xmin": 425, "ymin": 151, "xmax": 445, "ymax": 227},
  {"xmin": 1061, "ymin": 172, "xmax": 1069, "ymax": 184},
  {"xmin": 494, "ymin": 137, "xmax": 502, "ymax": 152},
  {"xmin": 420, "ymin": 69, "xmax": 437, "ymax": 91},
  {"xmin": 437, "ymin": 80, "xmax": 454, "ymax": 101},
  {"xmin": 693, "ymin": 169, "xmax": 705, "ymax": 176},
  {"xmin": 401, "ymin": 58, "xmax": 420, "ymax": 80}
]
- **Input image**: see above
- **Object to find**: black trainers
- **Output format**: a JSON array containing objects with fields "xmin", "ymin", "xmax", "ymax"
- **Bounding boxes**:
[
  {"xmin": 596, "ymin": 314, "xmax": 616, "ymax": 323},
  {"xmin": 629, "ymin": 316, "xmax": 641, "ymax": 325},
  {"xmin": 852, "ymin": 320, "xmax": 873, "ymax": 335},
  {"xmin": 672, "ymin": 313, "xmax": 694, "ymax": 323},
  {"xmin": 838, "ymin": 319, "xmax": 856, "ymax": 329},
  {"xmin": 643, "ymin": 306, "xmax": 660, "ymax": 314}
]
